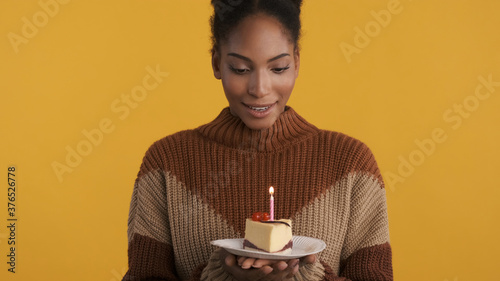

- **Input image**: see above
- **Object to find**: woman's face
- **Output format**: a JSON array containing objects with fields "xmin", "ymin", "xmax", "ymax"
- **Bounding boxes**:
[{"xmin": 212, "ymin": 13, "xmax": 300, "ymax": 130}]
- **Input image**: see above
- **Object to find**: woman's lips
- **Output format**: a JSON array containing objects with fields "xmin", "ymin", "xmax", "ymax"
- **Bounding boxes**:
[{"xmin": 243, "ymin": 102, "xmax": 277, "ymax": 118}]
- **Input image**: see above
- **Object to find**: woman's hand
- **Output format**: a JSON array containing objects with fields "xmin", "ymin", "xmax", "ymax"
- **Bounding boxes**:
[
  {"xmin": 220, "ymin": 249, "xmax": 298, "ymax": 280},
  {"xmin": 237, "ymin": 254, "xmax": 316, "ymax": 270},
  {"xmin": 219, "ymin": 248, "xmax": 316, "ymax": 280}
]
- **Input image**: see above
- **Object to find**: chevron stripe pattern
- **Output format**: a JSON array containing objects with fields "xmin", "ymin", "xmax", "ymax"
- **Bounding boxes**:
[{"xmin": 123, "ymin": 107, "xmax": 393, "ymax": 281}]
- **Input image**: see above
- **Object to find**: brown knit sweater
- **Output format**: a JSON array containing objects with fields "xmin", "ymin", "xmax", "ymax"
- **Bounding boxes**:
[{"xmin": 123, "ymin": 106, "xmax": 393, "ymax": 281}]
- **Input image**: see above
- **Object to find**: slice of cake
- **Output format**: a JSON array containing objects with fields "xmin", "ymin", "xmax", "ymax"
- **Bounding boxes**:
[{"xmin": 243, "ymin": 218, "xmax": 293, "ymax": 254}]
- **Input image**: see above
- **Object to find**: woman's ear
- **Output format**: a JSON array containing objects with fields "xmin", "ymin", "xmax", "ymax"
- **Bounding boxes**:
[
  {"xmin": 212, "ymin": 50, "xmax": 222, "ymax": 80},
  {"xmin": 294, "ymin": 48, "xmax": 300, "ymax": 79}
]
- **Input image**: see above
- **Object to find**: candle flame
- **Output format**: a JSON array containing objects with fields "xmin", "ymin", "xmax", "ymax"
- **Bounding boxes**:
[{"xmin": 269, "ymin": 186, "xmax": 274, "ymax": 195}]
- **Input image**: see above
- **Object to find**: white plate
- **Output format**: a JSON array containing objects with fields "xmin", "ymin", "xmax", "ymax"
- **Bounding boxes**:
[{"xmin": 211, "ymin": 236, "xmax": 326, "ymax": 260}]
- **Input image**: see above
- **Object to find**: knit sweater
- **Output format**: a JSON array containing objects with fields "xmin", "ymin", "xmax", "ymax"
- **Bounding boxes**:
[{"xmin": 123, "ymin": 106, "xmax": 393, "ymax": 281}]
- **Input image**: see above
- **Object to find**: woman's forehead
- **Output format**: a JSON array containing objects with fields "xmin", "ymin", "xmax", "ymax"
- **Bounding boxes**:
[{"xmin": 221, "ymin": 15, "xmax": 294, "ymax": 61}]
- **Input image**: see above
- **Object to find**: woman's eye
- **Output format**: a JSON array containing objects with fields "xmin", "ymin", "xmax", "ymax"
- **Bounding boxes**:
[
  {"xmin": 229, "ymin": 65, "xmax": 248, "ymax": 75},
  {"xmin": 229, "ymin": 65, "xmax": 290, "ymax": 74},
  {"xmin": 273, "ymin": 66, "xmax": 290, "ymax": 74}
]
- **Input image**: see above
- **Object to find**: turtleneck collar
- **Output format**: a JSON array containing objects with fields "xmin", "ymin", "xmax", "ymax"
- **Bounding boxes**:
[{"xmin": 196, "ymin": 106, "xmax": 319, "ymax": 152}]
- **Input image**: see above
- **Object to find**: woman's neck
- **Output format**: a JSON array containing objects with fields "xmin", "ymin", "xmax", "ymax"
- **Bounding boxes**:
[{"xmin": 196, "ymin": 106, "xmax": 319, "ymax": 152}]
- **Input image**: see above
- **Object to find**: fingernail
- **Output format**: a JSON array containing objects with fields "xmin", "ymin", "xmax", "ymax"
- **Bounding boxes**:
[
  {"xmin": 278, "ymin": 262, "xmax": 288, "ymax": 270},
  {"xmin": 264, "ymin": 266, "xmax": 274, "ymax": 274}
]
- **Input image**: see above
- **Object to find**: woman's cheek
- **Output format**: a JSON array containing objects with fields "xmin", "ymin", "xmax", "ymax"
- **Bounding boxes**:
[
  {"xmin": 224, "ymin": 75, "xmax": 247, "ymax": 95},
  {"xmin": 274, "ymin": 75, "xmax": 295, "ymax": 97}
]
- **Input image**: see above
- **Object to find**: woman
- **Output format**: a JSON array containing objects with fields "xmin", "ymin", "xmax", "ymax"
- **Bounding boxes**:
[{"xmin": 123, "ymin": 0, "xmax": 393, "ymax": 280}]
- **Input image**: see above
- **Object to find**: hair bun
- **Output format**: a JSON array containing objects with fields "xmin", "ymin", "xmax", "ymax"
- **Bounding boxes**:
[
  {"xmin": 210, "ymin": 0, "xmax": 303, "ymax": 53},
  {"xmin": 289, "ymin": 0, "xmax": 303, "ymax": 12}
]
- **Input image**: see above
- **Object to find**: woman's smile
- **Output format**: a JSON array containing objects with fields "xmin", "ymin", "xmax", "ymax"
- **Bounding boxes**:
[{"xmin": 242, "ymin": 101, "xmax": 277, "ymax": 118}]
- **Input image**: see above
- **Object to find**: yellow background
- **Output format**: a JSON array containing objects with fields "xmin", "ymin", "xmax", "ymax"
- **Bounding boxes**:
[{"xmin": 1, "ymin": 0, "xmax": 499, "ymax": 280}]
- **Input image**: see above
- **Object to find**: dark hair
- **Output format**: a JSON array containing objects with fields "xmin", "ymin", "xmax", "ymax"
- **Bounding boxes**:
[{"xmin": 210, "ymin": 0, "xmax": 303, "ymax": 54}]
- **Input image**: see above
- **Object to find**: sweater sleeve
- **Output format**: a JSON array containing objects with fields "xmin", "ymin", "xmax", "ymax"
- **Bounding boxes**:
[
  {"xmin": 334, "ymin": 144, "xmax": 393, "ymax": 280},
  {"xmin": 122, "ymin": 143, "xmax": 181, "ymax": 281}
]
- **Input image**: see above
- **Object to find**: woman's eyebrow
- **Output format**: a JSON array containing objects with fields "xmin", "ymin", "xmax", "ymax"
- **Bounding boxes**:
[{"xmin": 227, "ymin": 52, "xmax": 290, "ymax": 63}]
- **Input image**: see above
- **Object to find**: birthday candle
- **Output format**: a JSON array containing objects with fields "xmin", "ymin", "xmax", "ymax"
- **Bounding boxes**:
[{"xmin": 269, "ymin": 186, "xmax": 274, "ymax": 221}]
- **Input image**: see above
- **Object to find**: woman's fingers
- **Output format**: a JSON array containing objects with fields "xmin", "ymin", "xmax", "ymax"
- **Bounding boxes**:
[
  {"xmin": 237, "ymin": 256, "xmax": 246, "ymax": 266},
  {"xmin": 258, "ymin": 265, "xmax": 274, "ymax": 277},
  {"xmin": 224, "ymin": 252, "xmax": 305, "ymax": 280},
  {"xmin": 221, "ymin": 249, "xmax": 283, "ymax": 280},
  {"xmin": 251, "ymin": 258, "xmax": 275, "ymax": 268},
  {"xmin": 230, "ymin": 262, "xmax": 274, "ymax": 280},
  {"xmin": 301, "ymin": 254, "xmax": 316, "ymax": 264},
  {"xmin": 237, "ymin": 257, "xmax": 279, "ymax": 269},
  {"xmin": 273, "ymin": 261, "xmax": 288, "ymax": 271},
  {"xmin": 257, "ymin": 260, "xmax": 297, "ymax": 280},
  {"xmin": 285, "ymin": 259, "xmax": 300, "ymax": 279},
  {"xmin": 220, "ymin": 249, "xmax": 236, "ymax": 267},
  {"xmin": 240, "ymin": 257, "xmax": 257, "ymax": 269}
]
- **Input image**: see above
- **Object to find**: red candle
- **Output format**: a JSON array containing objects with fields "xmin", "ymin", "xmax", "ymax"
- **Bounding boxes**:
[{"xmin": 269, "ymin": 186, "xmax": 274, "ymax": 221}]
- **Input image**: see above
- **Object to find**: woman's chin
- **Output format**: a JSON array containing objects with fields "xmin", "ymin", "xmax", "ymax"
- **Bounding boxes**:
[{"xmin": 242, "ymin": 117, "xmax": 277, "ymax": 130}]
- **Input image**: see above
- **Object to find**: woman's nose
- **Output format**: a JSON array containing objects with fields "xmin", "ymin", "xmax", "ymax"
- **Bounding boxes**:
[{"xmin": 248, "ymin": 69, "xmax": 271, "ymax": 98}]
